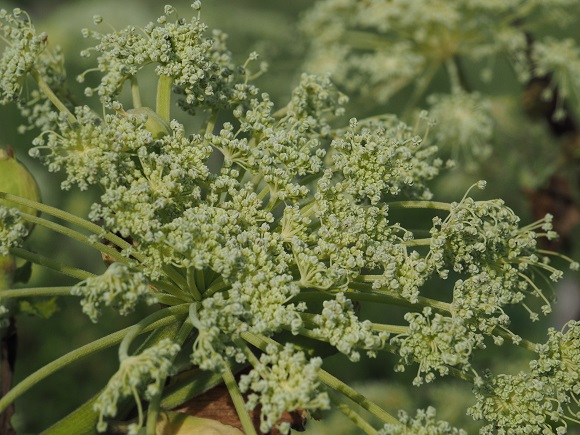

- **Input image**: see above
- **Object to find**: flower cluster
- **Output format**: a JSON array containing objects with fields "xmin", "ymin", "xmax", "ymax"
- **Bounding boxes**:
[
  {"xmin": 431, "ymin": 192, "xmax": 565, "ymax": 327},
  {"xmin": 391, "ymin": 307, "xmax": 477, "ymax": 386},
  {"xmin": 379, "ymin": 407, "xmax": 467, "ymax": 435},
  {"xmin": 469, "ymin": 321, "xmax": 580, "ymax": 434},
  {"xmin": 300, "ymin": 0, "xmax": 580, "ymax": 173},
  {"xmin": 0, "ymin": 3, "xmax": 578, "ymax": 434},
  {"xmin": 0, "ymin": 205, "xmax": 28, "ymax": 256},
  {"xmin": 301, "ymin": 0, "xmax": 580, "ymax": 102},
  {"xmin": 71, "ymin": 262, "xmax": 157, "ymax": 322},
  {"xmin": 311, "ymin": 292, "xmax": 388, "ymax": 361},
  {"xmin": 0, "ymin": 8, "xmax": 47, "ymax": 104},
  {"xmin": 531, "ymin": 37, "xmax": 580, "ymax": 120},
  {"xmin": 94, "ymin": 338, "xmax": 180, "ymax": 433},
  {"xmin": 427, "ymin": 92, "xmax": 493, "ymax": 169},
  {"xmin": 330, "ymin": 117, "xmax": 442, "ymax": 203},
  {"xmin": 239, "ymin": 343, "xmax": 329, "ymax": 434},
  {"xmin": 80, "ymin": 3, "xmax": 256, "ymax": 112}
]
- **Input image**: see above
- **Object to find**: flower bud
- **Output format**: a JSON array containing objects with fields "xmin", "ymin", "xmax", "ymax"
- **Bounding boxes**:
[{"xmin": 0, "ymin": 147, "xmax": 41, "ymax": 218}]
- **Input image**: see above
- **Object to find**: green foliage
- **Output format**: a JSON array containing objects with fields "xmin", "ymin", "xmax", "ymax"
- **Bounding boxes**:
[{"xmin": 0, "ymin": 2, "xmax": 578, "ymax": 435}]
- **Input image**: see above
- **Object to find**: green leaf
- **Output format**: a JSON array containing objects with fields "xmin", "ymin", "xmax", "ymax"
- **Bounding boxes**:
[{"xmin": 19, "ymin": 297, "xmax": 59, "ymax": 319}]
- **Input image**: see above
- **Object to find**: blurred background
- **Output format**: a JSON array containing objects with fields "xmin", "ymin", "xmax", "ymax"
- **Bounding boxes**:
[{"xmin": 1, "ymin": 1, "xmax": 579, "ymax": 433}]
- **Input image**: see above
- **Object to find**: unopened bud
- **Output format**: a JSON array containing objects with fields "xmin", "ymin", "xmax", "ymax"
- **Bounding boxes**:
[{"xmin": 0, "ymin": 147, "xmax": 41, "ymax": 219}]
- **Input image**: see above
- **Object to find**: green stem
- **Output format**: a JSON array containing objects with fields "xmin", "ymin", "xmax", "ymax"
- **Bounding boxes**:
[
  {"xmin": 153, "ymin": 280, "xmax": 191, "ymax": 303},
  {"xmin": 293, "ymin": 288, "xmax": 453, "ymax": 315},
  {"xmin": 239, "ymin": 331, "xmax": 275, "ymax": 353},
  {"xmin": 194, "ymin": 268, "xmax": 205, "ymax": 294},
  {"xmin": 9, "ymin": 247, "xmax": 94, "ymax": 281},
  {"xmin": 118, "ymin": 304, "xmax": 190, "ymax": 361},
  {"xmin": 145, "ymin": 318, "xmax": 194, "ymax": 435},
  {"xmin": 18, "ymin": 212, "xmax": 128, "ymax": 264},
  {"xmin": 371, "ymin": 323, "xmax": 408, "ymax": 335},
  {"xmin": 233, "ymin": 336, "xmax": 261, "ymax": 368},
  {"xmin": 222, "ymin": 362, "xmax": 257, "ymax": 435},
  {"xmin": 495, "ymin": 327, "xmax": 538, "ymax": 352},
  {"xmin": 447, "ymin": 366, "xmax": 477, "ymax": 384},
  {"xmin": 204, "ymin": 277, "xmax": 229, "ymax": 298},
  {"xmin": 0, "ymin": 192, "xmax": 147, "ymax": 263},
  {"xmin": 445, "ymin": 58, "xmax": 462, "ymax": 94},
  {"xmin": 403, "ymin": 238, "xmax": 431, "ymax": 247},
  {"xmin": 156, "ymin": 293, "xmax": 187, "ymax": 306},
  {"xmin": 185, "ymin": 267, "xmax": 198, "ymax": 299},
  {"xmin": 162, "ymin": 265, "xmax": 197, "ymax": 301},
  {"xmin": 204, "ymin": 110, "xmax": 218, "ymax": 136},
  {"xmin": 0, "ymin": 286, "xmax": 71, "ymax": 299},
  {"xmin": 0, "ymin": 310, "xmax": 184, "ymax": 413},
  {"xmin": 318, "ymin": 369, "xmax": 399, "ymax": 425},
  {"xmin": 353, "ymin": 290, "xmax": 453, "ymax": 314},
  {"xmin": 330, "ymin": 393, "xmax": 380, "ymax": 435},
  {"xmin": 388, "ymin": 200, "xmax": 451, "ymax": 211},
  {"xmin": 30, "ymin": 68, "xmax": 77, "ymax": 124},
  {"xmin": 156, "ymin": 74, "xmax": 173, "ymax": 124}
]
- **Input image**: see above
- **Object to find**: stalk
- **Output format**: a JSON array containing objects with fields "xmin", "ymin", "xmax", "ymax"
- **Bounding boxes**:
[
  {"xmin": 9, "ymin": 247, "xmax": 94, "ymax": 281},
  {"xmin": 330, "ymin": 393, "xmax": 379, "ymax": 435},
  {"xmin": 30, "ymin": 69, "xmax": 77, "ymax": 124},
  {"xmin": 156, "ymin": 74, "xmax": 173, "ymax": 124},
  {"xmin": 222, "ymin": 363, "xmax": 257, "ymax": 435},
  {"xmin": 0, "ymin": 192, "xmax": 147, "ymax": 263},
  {"xmin": 145, "ymin": 318, "xmax": 194, "ymax": 435},
  {"xmin": 388, "ymin": 200, "xmax": 451, "ymax": 211},
  {"xmin": 0, "ymin": 287, "xmax": 71, "ymax": 299},
  {"xmin": 318, "ymin": 370, "xmax": 399, "ymax": 425},
  {"xmin": 18, "ymin": 211, "xmax": 128, "ymax": 264},
  {"xmin": 131, "ymin": 76, "xmax": 142, "ymax": 108}
]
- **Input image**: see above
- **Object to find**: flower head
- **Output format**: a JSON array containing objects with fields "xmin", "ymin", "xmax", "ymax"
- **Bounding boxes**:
[
  {"xmin": 239, "ymin": 343, "xmax": 329, "ymax": 434},
  {"xmin": 94, "ymin": 338, "xmax": 180, "ymax": 432},
  {"xmin": 0, "ymin": 206, "xmax": 28, "ymax": 256},
  {"xmin": 0, "ymin": 8, "xmax": 47, "ymax": 104},
  {"xmin": 71, "ymin": 262, "xmax": 157, "ymax": 322}
]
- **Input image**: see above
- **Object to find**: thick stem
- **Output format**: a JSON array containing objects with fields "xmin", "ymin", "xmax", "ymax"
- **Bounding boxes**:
[
  {"xmin": 388, "ymin": 200, "xmax": 451, "ymax": 211},
  {"xmin": 318, "ymin": 369, "xmax": 399, "ymax": 425},
  {"xmin": 330, "ymin": 393, "xmax": 380, "ymax": 435},
  {"xmin": 145, "ymin": 318, "xmax": 193, "ymax": 435},
  {"xmin": 0, "ymin": 287, "xmax": 71, "ymax": 299},
  {"xmin": 222, "ymin": 363, "xmax": 257, "ymax": 435},
  {"xmin": 18, "ymin": 211, "xmax": 127, "ymax": 264},
  {"xmin": 156, "ymin": 74, "xmax": 173, "ymax": 124},
  {"xmin": 9, "ymin": 247, "xmax": 94, "ymax": 281},
  {"xmin": 0, "ymin": 192, "xmax": 147, "ymax": 263}
]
